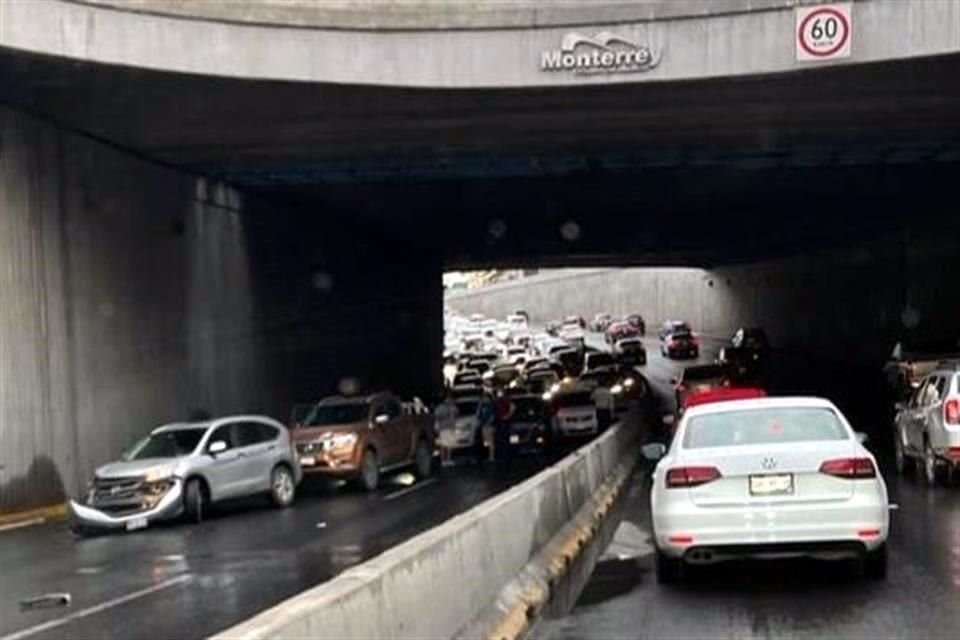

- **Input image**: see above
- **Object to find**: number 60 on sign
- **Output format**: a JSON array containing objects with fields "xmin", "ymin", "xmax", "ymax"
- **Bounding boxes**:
[{"xmin": 796, "ymin": 3, "xmax": 852, "ymax": 62}]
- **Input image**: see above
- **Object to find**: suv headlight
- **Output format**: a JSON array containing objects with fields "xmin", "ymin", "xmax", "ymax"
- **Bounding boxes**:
[
  {"xmin": 144, "ymin": 464, "xmax": 178, "ymax": 483},
  {"xmin": 611, "ymin": 384, "xmax": 624, "ymax": 395},
  {"xmin": 329, "ymin": 433, "xmax": 358, "ymax": 449},
  {"xmin": 623, "ymin": 378, "xmax": 635, "ymax": 388}
]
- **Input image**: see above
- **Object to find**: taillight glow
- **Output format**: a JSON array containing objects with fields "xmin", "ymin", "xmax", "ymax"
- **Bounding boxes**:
[
  {"xmin": 819, "ymin": 457, "xmax": 876, "ymax": 479},
  {"xmin": 666, "ymin": 466, "xmax": 722, "ymax": 488},
  {"xmin": 945, "ymin": 398, "xmax": 960, "ymax": 425},
  {"xmin": 857, "ymin": 528, "xmax": 881, "ymax": 538},
  {"xmin": 668, "ymin": 535, "xmax": 694, "ymax": 545},
  {"xmin": 946, "ymin": 447, "xmax": 960, "ymax": 460}
]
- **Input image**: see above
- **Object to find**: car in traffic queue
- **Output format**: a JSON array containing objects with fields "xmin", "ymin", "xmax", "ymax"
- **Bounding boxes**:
[
  {"xmin": 484, "ymin": 363, "xmax": 522, "ymax": 391},
  {"xmin": 559, "ymin": 321, "xmax": 586, "ymax": 346},
  {"xmin": 564, "ymin": 315, "xmax": 587, "ymax": 329},
  {"xmin": 448, "ymin": 397, "xmax": 485, "ymax": 454},
  {"xmin": 625, "ymin": 314, "xmax": 647, "ymax": 336},
  {"xmin": 452, "ymin": 370, "xmax": 483, "ymax": 388},
  {"xmin": 70, "ymin": 416, "xmax": 301, "ymax": 534},
  {"xmin": 292, "ymin": 393, "xmax": 435, "ymax": 491},
  {"xmin": 553, "ymin": 347, "xmax": 584, "ymax": 378},
  {"xmin": 583, "ymin": 351, "xmax": 617, "ymax": 374},
  {"xmin": 674, "ymin": 364, "xmax": 728, "ymax": 414},
  {"xmin": 507, "ymin": 313, "xmax": 529, "ymax": 331},
  {"xmin": 666, "ymin": 386, "xmax": 769, "ymax": 436},
  {"xmin": 658, "ymin": 320, "xmax": 693, "ymax": 341},
  {"xmin": 613, "ymin": 337, "xmax": 647, "ymax": 366},
  {"xmin": 643, "ymin": 397, "xmax": 890, "ymax": 583},
  {"xmin": 661, "ymin": 330, "xmax": 700, "ymax": 359},
  {"xmin": 500, "ymin": 345, "xmax": 529, "ymax": 365},
  {"xmin": 546, "ymin": 320, "xmax": 562, "ymax": 337},
  {"xmin": 525, "ymin": 368, "xmax": 561, "ymax": 395},
  {"xmin": 505, "ymin": 394, "xmax": 549, "ymax": 452},
  {"xmin": 590, "ymin": 313, "xmax": 613, "ymax": 332},
  {"xmin": 450, "ymin": 383, "xmax": 485, "ymax": 402},
  {"xmin": 605, "ymin": 320, "xmax": 639, "ymax": 344},
  {"xmin": 546, "ymin": 386, "xmax": 601, "ymax": 442},
  {"xmin": 893, "ymin": 361, "xmax": 960, "ymax": 485}
]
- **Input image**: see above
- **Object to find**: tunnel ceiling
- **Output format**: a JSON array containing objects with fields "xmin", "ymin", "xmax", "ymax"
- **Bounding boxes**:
[{"xmin": 2, "ymin": 49, "xmax": 959, "ymax": 268}]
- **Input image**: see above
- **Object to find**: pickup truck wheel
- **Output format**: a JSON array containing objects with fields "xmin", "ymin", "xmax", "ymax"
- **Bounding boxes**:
[
  {"xmin": 414, "ymin": 439, "xmax": 433, "ymax": 479},
  {"xmin": 360, "ymin": 449, "xmax": 380, "ymax": 491},
  {"xmin": 270, "ymin": 465, "xmax": 296, "ymax": 508},
  {"xmin": 184, "ymin": 478, "xmax": 206, "ymax": 524}
]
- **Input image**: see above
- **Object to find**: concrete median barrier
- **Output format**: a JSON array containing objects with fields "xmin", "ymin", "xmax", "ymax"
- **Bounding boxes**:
[{"xmin": 212, "ymin": 420, "xmax": 641, "ymax": 640}]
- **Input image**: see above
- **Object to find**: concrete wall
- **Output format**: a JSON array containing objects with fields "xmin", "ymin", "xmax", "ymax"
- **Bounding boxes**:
[
  {"xmin": 0, "ymin": 106, "xmax": 274, "ymax": 511},
  {"xmin": 3, "ymin": 1, "xmax": 958, "ymax": 87},
  {"xmin": 0, "ymin": 105, "xmax": 445, "ymax": 512}
]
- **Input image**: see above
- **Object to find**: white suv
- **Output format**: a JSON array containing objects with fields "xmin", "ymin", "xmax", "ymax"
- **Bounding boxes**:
[{"xmin": 893, "ymin": 362, "xmax": 960, "ymax": 485}]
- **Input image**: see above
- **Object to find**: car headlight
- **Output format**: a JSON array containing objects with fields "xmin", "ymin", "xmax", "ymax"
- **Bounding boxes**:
[
  {"xmin": 144, "ymin": 479, "xmax": 174, "ymax": 496},
  {"xmin": 329, "ymin": 433, "xmax": 358, "ymax": 449},
  {"xmin": 550, "ymin": 383, "xmax": 561, "ymax": 393},
  {"xmin": 624, "ymin": 378, "xmax": 635, "ymax": 388},
  {"xmin": 144, "ymin": 464, "xmax": 177, "ymax": 483},
  {"xmin": 542, "ymin": 392, "xmax": 553, "ymax": 401},
  {"xmin": 611, "ymin": 384, "xmax": 624, "ymax": 395}
]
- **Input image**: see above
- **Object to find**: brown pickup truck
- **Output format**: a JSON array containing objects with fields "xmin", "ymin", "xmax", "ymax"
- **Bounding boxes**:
[{"xmin": 291, "ymin": 392, "xmax": 435, "ymax": 490}]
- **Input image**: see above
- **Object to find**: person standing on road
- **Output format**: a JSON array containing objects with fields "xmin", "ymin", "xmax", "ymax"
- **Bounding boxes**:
[
  {"xmin": 493, "ymin": 391, "xmax": 516, "ymax": 468},
  {"xmin": 435, "ymin": 393, "xmax": 458, "ymax": 467},
  {"xmin": 477, "ymin": 393, "xmax": 496, "ymax": 464}
]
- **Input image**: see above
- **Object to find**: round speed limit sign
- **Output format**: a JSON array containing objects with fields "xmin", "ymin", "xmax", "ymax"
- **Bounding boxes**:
[{"xmin": 796, "ymin": 3, "xmax": 852, "ymax": 61}]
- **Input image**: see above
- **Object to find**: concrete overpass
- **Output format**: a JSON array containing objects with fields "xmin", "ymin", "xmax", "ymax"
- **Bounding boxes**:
[{"xmin": 1, "ymin": 0, "xmax": 959, "ymax": 513}]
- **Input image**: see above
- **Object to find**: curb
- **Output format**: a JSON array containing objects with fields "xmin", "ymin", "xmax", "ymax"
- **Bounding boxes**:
[{"xmin": 0, "ymin": 503, "xmax": 68, "ymax": 531}]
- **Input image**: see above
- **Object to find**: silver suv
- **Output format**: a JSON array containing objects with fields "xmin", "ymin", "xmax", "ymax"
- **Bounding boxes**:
[
  {"xmin": 893, "ymin": 362, "xmax": 960, "ymax": 485},
  {"xmin": 70, "ymin": 415, "xmax": 301, "ymax": 533}
]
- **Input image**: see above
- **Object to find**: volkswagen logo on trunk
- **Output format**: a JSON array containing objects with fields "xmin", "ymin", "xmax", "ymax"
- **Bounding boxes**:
[{"xmin": 761, "ymin": 457, "xmax": 778, "ymax": 470}]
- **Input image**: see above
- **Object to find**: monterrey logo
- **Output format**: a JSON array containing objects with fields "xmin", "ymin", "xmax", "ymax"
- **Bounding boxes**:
[{"xmin": 541, "ymin": 31, "xmax": 661, "ymax": 75}]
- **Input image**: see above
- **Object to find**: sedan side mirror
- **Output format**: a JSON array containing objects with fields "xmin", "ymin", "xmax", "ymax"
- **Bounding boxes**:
[
  {"xmin": 670, "ymin": 377, "xmax": 678, "ymax": 385},
  {"xmin": 855, "ymin": 432, "xmax": 869, "ymax": 444},
  {"xmin": 374, "ymin": 414, "xmax": 390, "ymax": 425},
  {"xmin": 662, "ymin": 415, "xmax": 676, "ymax": 427},
  {"xmin": 208, "ymin": 440, "xmax": 227, "ymax": 455},
  {"xmin": 641, "ymin": 443, "xmax": 667, "ymax": 461}
]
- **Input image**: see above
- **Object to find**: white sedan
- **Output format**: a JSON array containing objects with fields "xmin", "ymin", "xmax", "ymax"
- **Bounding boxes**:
[{"xmin": 644, "ymin": 397, "xmax": 889, "ymax": 583}]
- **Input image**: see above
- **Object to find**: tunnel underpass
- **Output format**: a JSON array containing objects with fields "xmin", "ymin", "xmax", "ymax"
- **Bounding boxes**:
[{"xmin": 2, "ymin": 1, "xmax": 960, "ymax": 638}]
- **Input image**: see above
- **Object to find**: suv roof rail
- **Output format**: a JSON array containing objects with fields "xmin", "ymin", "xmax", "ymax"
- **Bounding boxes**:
[{"xmin": 938, "ymin": 358, "xmax": 960, "ymax": 370}]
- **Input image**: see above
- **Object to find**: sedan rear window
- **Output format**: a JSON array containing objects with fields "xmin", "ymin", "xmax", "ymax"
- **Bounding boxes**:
[{"xmin": 683, "ymin": 407, "xmax": 848, "ymax": 449}]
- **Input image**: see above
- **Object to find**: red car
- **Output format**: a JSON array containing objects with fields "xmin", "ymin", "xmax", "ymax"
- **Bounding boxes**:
[
  {"xmin": 668, "ymin": 386, "xmax": 768, "ymax": 434},
  {"xmin": 673, "ymin": 364, "xmax": 727, "ymax": 411},
  {"xmin": 605, "ymin": 321, "xmax": 638, "ymax": 344}
]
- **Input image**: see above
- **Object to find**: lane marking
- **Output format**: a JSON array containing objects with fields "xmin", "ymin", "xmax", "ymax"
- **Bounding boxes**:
[
  {"xmin": 0, "ymin": 518, "xmax": 44, "ymax": 533},
  {"xmin": 383, "ymin": 478, "xmax": 437, "ymax": 502},
  {"xmin": 1, "ymin": 575, "xmax": 192, "ymax": 640}
]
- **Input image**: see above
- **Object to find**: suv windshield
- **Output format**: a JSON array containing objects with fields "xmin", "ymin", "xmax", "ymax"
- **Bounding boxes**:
[
  {"xmin": 125, "ymin": 429, "xmax": 205, "ymax": 460},
  {"xmin": 303, "ymin": 403, "xmax": 369, "ymax": 426},
  {"xmin": 684, "ymin": 408, "xmax": 848, "ymax": 448}
]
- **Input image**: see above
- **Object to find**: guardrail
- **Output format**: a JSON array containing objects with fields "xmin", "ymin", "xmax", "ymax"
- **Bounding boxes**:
[{"xmin": 212, "ymin": 418, "xmax": 642, "ymax": 640}]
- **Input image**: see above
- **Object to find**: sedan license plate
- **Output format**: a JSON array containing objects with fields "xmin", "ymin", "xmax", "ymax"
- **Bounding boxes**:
[
  {"xmin": 749, "ymin": 474, "xmax": 794, "ymax": 496},
  {"xmin": 125, "ymin": 516, "xmax": 148, "ymax": 531},
  {"xmin": 299, "ymin": 456, "xmax": 316, "ymax": 467},
  {"xmin": 509, "ymin": 434, "xmax": 520, "ymax": 444}
]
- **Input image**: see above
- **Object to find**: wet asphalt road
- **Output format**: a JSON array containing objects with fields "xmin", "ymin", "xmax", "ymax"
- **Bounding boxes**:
[
  {"xmin": 0, "ymin": 456, "xmax": 556, "ymax": 640},
  {"xmin": 543, "ymin": 333, "xmax": 960, "ymax": 640}
]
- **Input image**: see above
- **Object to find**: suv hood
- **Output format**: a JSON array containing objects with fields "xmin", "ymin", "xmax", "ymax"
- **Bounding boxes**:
[
  {"xmin": 293, "ymin": 424, "xmax": 364, "ymax": 442},
  {"xmin": 95, "ymin": 458, "xmax": 183, "ymax": 480}
]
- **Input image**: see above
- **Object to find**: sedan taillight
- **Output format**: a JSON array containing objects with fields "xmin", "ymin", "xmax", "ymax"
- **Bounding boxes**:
[
  {"xmin": 819, "ymin": 457, "xmax": 876, "ymax": 479},
  {"xmin": 944, "ymin": 398, "xmax": 959, "ymax": 425},
  {"xmin": 666, "ymin": 466, "xmax": 722, "ymax": 488}
]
